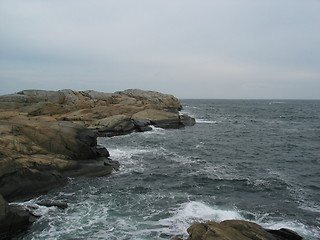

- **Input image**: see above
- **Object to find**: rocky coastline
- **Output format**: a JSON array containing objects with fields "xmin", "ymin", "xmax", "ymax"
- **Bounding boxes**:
[
  {"xmin": 0, "ymin": 89, "xmax": 195, "ymax": 238},
  {"xmin": 0, "ymin": 89, "xmax": 302, "ymax": 239}
]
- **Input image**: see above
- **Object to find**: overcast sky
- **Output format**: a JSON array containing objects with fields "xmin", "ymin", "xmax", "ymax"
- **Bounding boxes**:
[{"xmin": 1, "ymin": 0, "xmax": 319, "ymax": 99}]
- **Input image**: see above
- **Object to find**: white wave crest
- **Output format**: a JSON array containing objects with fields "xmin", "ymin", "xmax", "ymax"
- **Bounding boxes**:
[
  {"xmin": 108, "ymin": 147, "xmax": 152, "ymax": 160},
  {"xmin": 196, "ymin": 119, "xmax": 217, "ymax": 124},
  {"xmin": 157, "ymin": 201, "xmax": 243, "ymax": 235}
]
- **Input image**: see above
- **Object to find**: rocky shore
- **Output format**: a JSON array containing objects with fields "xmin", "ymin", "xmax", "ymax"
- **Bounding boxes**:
[
  {"xmin": 0, "ymin": 89, "xmax": 195, "ymax": 238},
  {"xmin": 0, "ymin": 89, "xmax": 194, "ymax": 201},
  {"xmin": 0, "ymin": 89, "xmax": 302, "ymax": 239}
]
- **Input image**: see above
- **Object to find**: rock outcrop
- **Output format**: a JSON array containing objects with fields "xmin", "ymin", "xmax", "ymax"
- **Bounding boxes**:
[
  {"xmin": 0, "ymin": 88, "xmax": 195, "ymax": 238},
  {"xmin": 0, "ymin": 89, "xmax": 194, "ymax": 202},
  {"xmin": 171, "ymin": 220, "xmax": 303, "ymax": 240}
]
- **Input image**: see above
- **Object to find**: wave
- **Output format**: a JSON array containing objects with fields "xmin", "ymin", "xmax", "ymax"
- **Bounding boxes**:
[
  {"xmin": 108, "ymin": 147, "xmax": 152, "ymax": 160},
  {"xmin": 196, "ymin": 119, "xmax": 217, "ymax": 124},
  {"xmin": 269, "ymin": 101, "xmax": 286, "ymax": 104},
  {"xmin": 146, "ymin": 125, "xmax": 166, "ymax": 134},
  {"xmin": 156, "ymin": 201, "xmax": 243, "ymax": 236}
]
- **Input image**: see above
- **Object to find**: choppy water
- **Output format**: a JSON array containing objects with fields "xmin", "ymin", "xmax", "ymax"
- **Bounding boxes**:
[{"xmin": 15, "ymin": 100, "xmax": 320, "ymax": 239}]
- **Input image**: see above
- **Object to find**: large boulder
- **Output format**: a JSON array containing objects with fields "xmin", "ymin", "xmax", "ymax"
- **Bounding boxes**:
[{"xmin": 174, "ymin": 220, "xmax": 303, "ymax": 240}]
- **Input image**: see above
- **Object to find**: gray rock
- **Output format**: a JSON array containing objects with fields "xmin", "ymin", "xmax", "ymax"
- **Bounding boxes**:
[
  {"xmin": 0, "ymin": 93, "xmax": 30, "ymax": 103},
  {"xmin": 58, "ymin": 89, "xmax": 79, "ymax": 102},
  {"xmin": 17, "ymin": 90, "xmax": 65, "ymax": 103},
  {"xmin": 81, "ymin": 90, "xmax": 116, "ymax": 102},
  {"xmin": 0, "ymin": 168, "xmax": 68, "ymax": 202}
]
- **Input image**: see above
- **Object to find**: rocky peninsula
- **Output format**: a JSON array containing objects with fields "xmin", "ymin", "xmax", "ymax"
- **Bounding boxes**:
[
  {"xmin": 0, "ymin": 89, "xmax": 195, "ymax": 238},
  {"xmin": 0, "ymin": 89, "xmax": 302, "ymax": 239}
]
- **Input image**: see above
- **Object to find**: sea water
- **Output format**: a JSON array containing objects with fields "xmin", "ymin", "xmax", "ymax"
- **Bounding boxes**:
[{"xmin": 15, "ymin": 100, "xmax": 320, "ymax": 239}]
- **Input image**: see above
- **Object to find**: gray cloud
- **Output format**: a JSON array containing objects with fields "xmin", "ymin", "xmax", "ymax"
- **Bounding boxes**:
[{"xmin": 1, "ymin": 0, "xmax": 319, "ymax": 98}]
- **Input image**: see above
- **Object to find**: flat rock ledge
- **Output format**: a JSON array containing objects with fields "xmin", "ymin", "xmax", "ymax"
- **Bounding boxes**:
[
  {"xmin": 0, "ymin": 89, "xmax": 195, "ymax": 238},
  {"xmin": 172, "ymin": 220, "xmax": 303, "ymax": 240}
]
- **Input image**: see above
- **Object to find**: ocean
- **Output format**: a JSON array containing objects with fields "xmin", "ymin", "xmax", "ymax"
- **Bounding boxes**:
[{"xmin": 14, "ymin": 99, "xmax": 320, "ymax": 240}]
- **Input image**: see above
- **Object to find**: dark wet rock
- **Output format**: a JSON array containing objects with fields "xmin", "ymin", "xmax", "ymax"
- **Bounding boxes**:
[
  {"xmin": 95, "ymin": 145, "xmax": 110, "ymax": 158},
  {"xmin": 0, "ymin": 195, "xmax": 36, "ymax": 239},
  {"xmin": 0, "ymin": 167, "xmax": 68, "ymax": 202},
  {"xmin": 266, "ymin": 228, "xmax": 303, "ymax": 240}
]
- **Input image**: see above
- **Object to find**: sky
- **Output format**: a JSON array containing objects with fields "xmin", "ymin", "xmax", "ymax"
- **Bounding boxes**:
[{"xmin": 0, "ymin": 0, "xmax": 320, "ymax": 99}]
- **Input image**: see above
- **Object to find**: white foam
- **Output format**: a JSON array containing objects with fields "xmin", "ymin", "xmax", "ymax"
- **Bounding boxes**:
[
  {"xmin": 157, "ymin": 201, "xmax": 243, "ymax": 235},
  {"xmin": 146, "ymin": 125, "xmax": 166, "ymax": 134},
  {"xmin": 180, "ymin": 109, "xmax": 196, "ymax": 118},
  {"xmin": 108, "ymin": 147, "xmax": 152, "ymax": 160},
  {"xmin": 196, "ymin": 119, "xmax": 217, "ymax": 124},
  {"xmin": 11, "ymin": 200, "xmax": 57, "ymax": 217}
]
